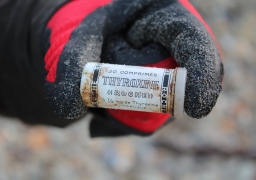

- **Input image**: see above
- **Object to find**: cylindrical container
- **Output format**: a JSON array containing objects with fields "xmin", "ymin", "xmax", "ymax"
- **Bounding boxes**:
[{"xmin": 80, "ymin": 63, "xmax": 187, "ymax": 117}]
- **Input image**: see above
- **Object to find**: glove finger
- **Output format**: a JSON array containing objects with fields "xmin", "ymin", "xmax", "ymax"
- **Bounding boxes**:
[{"xmin": 127, "ymin": 1, "xmax": 224, "ymax": 118}]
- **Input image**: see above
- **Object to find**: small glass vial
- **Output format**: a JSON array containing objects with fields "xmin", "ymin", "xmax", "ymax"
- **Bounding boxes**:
[{"xmin": 80, "ymin": 62, "xmax": 187, "ymax": 117}]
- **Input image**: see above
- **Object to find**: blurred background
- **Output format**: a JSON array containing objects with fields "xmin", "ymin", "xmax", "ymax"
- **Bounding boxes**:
[{"xmin": 1, "ymin": 0, "xmax": 256, "ymax": 179}]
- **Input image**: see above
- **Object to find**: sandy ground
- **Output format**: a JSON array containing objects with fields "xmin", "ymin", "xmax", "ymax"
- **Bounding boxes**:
[{"xmin": 1, "ymin": 0, "xmax": 256, "ymax": 179}]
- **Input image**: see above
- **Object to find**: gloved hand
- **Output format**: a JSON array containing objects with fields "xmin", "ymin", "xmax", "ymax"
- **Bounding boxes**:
[
  {"xmin": 0, "ymin": 0, "xmax": 223, "ymax": 136},
  {"xmin": 44, "ymin": 0, "xmax": 223, "ymax": 136},
  {"xmin": 0, "ymin": 0, "xmax": 158, "ymax": 127},
  {"xmin": 44, "ymin": 0, "xmax": 176, "ymax": 135},
  {"xmin": 89, "ymin": 0, "xmax": 224, "ymax": 136},
  {"xmin": 43, "ymin": 0, "xmax": 154, "ymax": 119}
]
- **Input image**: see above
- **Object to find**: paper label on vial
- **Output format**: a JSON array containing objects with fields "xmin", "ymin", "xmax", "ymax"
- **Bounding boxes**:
[{"xmin": 81, "ymin": 63, "xmax": 175, "ymax": 113}]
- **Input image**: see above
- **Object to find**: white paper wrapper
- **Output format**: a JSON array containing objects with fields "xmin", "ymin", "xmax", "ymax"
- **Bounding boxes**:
[{"xmin": 80, "ymin": 63, "xmax": 187, "ymax": 117}]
